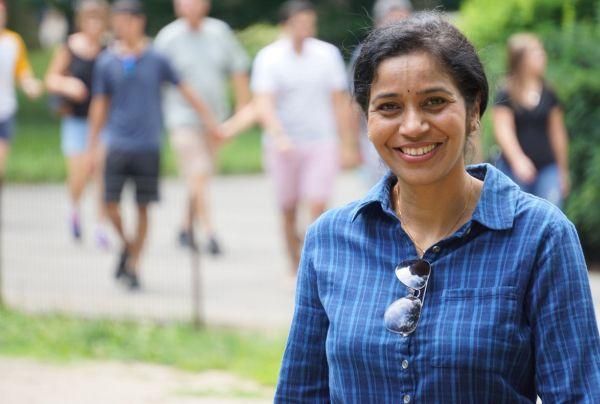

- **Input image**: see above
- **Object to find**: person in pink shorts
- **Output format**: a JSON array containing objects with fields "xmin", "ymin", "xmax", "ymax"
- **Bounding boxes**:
[{"xmin": 250, "ymin": 0, "xmax": 352, "ymax": 272}]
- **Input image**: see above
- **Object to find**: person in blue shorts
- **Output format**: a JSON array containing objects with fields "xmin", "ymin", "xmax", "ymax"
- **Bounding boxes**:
[
  {"xmin": 88, "ymin": 0, "xmax": 220, "ymax": 290},
  {"xmin": 45, "ymin": 0, "xmax": 111, "ymax": 246}
]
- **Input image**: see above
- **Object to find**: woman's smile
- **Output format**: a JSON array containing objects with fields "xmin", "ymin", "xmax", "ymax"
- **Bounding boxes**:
[
  {"xmin": 368, "ymin": 51, "xmax": 471, "ymax": 185},
  {"xmin": 393, "ymin": 141, "xmax": 443, "ymax": 162}
]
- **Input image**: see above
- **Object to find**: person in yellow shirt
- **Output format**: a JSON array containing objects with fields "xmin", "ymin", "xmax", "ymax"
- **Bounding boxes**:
[{"xmin": 0, "ymin": 0, "xmax": 43, "ymax": 180}]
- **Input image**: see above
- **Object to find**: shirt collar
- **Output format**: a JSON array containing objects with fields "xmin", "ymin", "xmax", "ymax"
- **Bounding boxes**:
[{"xmin": 350, "ymin": 163, "xmax": 518, "ymax": 230}]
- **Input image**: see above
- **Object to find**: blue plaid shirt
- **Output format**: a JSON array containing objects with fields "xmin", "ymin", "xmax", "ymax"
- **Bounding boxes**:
[{"xmin": 275, "ymin": 164, "xmax": 600, "ymax": 403}]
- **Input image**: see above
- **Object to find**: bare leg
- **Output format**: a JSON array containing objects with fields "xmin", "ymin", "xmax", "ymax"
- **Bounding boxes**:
[
  {"xmin": 282, "ymin": 206, "xmax": 301, "ymax": 273},
  {"xmin": 105, "ymin": 202, "xmax": 128, "ymax": 246},
  {"xmin": 128, "ymin": 204, "xmax": 149, "ymax": 275},
  {"xmin": 66, "ymin": 154, "xmax": 90, "ymax": 207},
  {"xmin": 190, "ymin": 173, "xmax": 214, "ymax": 236}
]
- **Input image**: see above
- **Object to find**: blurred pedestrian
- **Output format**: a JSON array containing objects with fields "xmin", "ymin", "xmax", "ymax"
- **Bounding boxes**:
[
  {"xmin": 251, "ymin": 0, "xmax": 352, "ymax": 272},
  {"xmin": 276, "ymin": 12, "xmax": 600, "ymax": 402},
  {"xmin": 155, "ymin": 0, "xmax": 251, "ymax": 255},
  {"xmin": 493, "ymin": 33, "xmax": 570, "ymax": 208},
  {"xmin": 0, "ymin": 0, "xmax": 43, "ymax": 183},
  {"xmin": 88, "ymin": 0, "xmax": 220, "ymax": 290},
  {"xmin": 45, "ymin": 0, "xmax": 111, "ymax": 246},
  {"xmin": 348, "ymin": 0, "xmax": 413, "ymax": 187}
]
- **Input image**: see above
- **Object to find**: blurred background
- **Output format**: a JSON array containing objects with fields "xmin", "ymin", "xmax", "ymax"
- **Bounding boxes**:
[{"xmin": 0, "ymin": 0, "xmax": 598, "ymax": 403}]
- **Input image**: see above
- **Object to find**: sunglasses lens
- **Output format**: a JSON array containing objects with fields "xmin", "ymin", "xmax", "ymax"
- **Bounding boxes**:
[
  {"xmin": 384, "ymin": 295, "xmax": 422, "ymax": 335},
  {"xmin": 395, "ymin": 259, "xmax": 431, "ymax": 290}
]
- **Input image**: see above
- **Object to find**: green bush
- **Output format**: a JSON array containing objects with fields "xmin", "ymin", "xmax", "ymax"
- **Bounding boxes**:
[{"xmin": 458, "ymin": 0, "xmax": 600, "ymax": 258}]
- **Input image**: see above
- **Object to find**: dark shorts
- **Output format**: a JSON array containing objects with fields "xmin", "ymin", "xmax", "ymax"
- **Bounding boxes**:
[
  {"xmin": 104, "ymin": 149, "xmax": 160, "ymax": 204},
  {"xmin": 0, "ymin": 115, "xmax": 15, "ymax": 141}
]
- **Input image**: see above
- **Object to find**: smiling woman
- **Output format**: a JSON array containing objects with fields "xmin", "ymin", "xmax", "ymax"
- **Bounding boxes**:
[{"xmin": 274, "ymin": 11, "xmax": 600, "ymax": 403}]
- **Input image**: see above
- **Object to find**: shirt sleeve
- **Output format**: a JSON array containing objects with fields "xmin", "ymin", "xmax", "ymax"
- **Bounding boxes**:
[
  {"xmin": 222, "ymin": 26, "xmax": 250, "ymax": 74},
  {"xmin": 274, "ymin": 226, "xmax": 330, "ymax": 402},
  {"xmin": 91, "ymin": 53, "xmax": 111, "ymax": 96},
  {"xmin": 526, "ymin": 219, "xmax": 600, "ymax": 402},
  {"xmin": 544, "ymin": 86, "xmax": 561, "ymax": 109},
  {"xmin": 160, "ymin": 55, "xmax": 181, "ymax": 86},
  {"xmin": 494, "ymin": 88, "xmax": 511, "ymax": 108},
  {"xmin": 250, "ymin": 48, "xmax": 276, "ymax": 94},
  {"xmin": 13, "ymin": 33, "xmax": 33, "ymax": 80},
  {"xmin": 328, "ymin": 46, "xmax": 348, "ymax": 92}
]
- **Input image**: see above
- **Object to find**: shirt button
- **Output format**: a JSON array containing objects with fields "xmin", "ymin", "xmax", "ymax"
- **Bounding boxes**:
[
  {"xmin": 402, "ymin": 360, "xmax": 409, "ymax": 369},
  {"xmin": 403, "ymin": 394, "xmax": 411, "ymax": 403},
  {"xmin": 432, "ymin": 245, "xmax": 441, "ymax": 253},
  {"xmin": 466, "ymin": 226, "xmax": 472, "ymax": 235}
]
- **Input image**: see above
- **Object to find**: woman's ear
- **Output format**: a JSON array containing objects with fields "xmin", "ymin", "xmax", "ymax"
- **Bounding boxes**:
[{"xmin": 469, "ymin": 97, "xmax": 481, "ymax": 133}]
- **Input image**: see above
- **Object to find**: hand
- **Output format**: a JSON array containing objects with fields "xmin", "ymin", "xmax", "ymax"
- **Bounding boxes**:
[
  {"xmin": 86, "ymin": 140, "xmax": 101, "ymax": 176},
  {"xmin": 64, "ymin": 78, "xmax": 89, "ymax": 103},
  {"xmin": 205, "ymin": 122, "xmax": 226, "ymax": 151},
  {"xmin": 274, "ymin": 134, "xmax": 294, "ymax": 153},
  {"xmin": 511, "ymin": 155, "xmax": 537, "ymax": 184},
  {"xmin": 21, "ymin": 77, "xmax": 43, "ymax": 99}
]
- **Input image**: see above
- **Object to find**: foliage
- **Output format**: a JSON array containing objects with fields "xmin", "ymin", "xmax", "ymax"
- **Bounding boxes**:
[
  {"xmin": 458, "ymin": 0, "xmax": 600, "ymax": 258},
  {"xmin": 0, "ymin": 307, "xmax": 286, "ymax": 386}
]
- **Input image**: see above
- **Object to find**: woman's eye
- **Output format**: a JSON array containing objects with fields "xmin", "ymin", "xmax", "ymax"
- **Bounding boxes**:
[
  {"xmin": 423, "ymin": 97, "xmax": 447, "ymax": 108},
  {"xmin": 376, "ymin": 103, "xmax": 400, "ymax": 113}
]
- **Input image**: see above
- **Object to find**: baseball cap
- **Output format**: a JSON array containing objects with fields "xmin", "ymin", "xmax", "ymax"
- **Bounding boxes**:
[{"xmin": 112, "ymin": 0, "xmax": 145, "ymax": 15}]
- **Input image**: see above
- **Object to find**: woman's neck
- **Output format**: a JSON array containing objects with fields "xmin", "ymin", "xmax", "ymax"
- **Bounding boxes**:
[{"xmin": 394, "ymin": 164, "xmax": 481, "ymax": 254}]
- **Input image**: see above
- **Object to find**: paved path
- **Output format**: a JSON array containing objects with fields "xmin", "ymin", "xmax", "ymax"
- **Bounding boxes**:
[
  {"xmin": 0, "ymin": 358, "xmax": 272, "ymax": 404},
  {"xmin": 2, "ymin": 173, "xmax": 600, "ymax": 330}
]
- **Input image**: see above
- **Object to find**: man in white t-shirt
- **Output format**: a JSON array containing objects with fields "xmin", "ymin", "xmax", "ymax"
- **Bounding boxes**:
[
  {"xmin": 251, "ymin": 0, "xmax": 352, "ymax": 272},
  {"xmin": 155, "ymin": 0, "xmax": 250, "ymax": 255}
]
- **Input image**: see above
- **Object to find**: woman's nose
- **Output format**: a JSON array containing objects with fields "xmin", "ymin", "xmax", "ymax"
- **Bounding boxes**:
[{"xmin": 398, "ymin": 107, "xmax": 428, "ymax": 138}]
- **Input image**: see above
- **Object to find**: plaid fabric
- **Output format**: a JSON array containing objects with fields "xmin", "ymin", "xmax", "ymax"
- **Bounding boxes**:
[{"xmin": 275, "ymin": 164, "xmax": 600, "ymax": 403}]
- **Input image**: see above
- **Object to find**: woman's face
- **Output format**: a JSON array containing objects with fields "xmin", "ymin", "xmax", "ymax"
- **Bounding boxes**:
[
  {"xmin": 367, "ymin": 51, "xmax": 474, "ymax": 186},
  {"xmin": 79, "ymin": 10, "xmax": 107, "ymax": 38},
  {"xmin": 521, "ymin": 41, "xmax": 546, "ymax": 78}
]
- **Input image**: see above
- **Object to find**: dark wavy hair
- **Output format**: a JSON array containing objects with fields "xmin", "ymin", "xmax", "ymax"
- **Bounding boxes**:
[{"xmin": 353, "ymin": 11, "xmax": 488, "ymax": 120}]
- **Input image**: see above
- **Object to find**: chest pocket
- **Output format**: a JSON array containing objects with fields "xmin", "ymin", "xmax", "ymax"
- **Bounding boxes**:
[{"xmin": 429, "ymin": 286, "xmax": 520, "ymax": 373}]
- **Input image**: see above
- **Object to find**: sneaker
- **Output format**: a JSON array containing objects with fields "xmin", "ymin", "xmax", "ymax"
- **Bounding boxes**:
[
  {"xmin": 95, "ymin": 227, "xmax": 111, "ymax": 251},
  {"xmin": 127, "ymin": 272, "xmax": 140, "ymax": 291},
  {"xmin": 207, "ymin": 236, "xmax": 222, "ymax": 256},
  {"xmin": 114, "ymin": 248, "xmax": 128, "ymax": 279},
  {"xmin": 70, "ymin": 212, "xmax": 82, "ymax": 241},
  {"xmin": 178, "ymin": 229, "xmax": 198, "ymax": 251}
]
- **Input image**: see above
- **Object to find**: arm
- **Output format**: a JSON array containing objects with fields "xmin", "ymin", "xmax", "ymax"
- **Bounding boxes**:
[
  {"xmin": 15, "ymin": 36, "xmax": 42, "ymax": 99},
  {"xmin": 177, "ymin": 82, "xmax": 220, "ymax": 137},
  {"xmin": 492, "ymin": 106, "xmax": 536, "ymax": 183},
  {"xmin": 275, "ymin": 229, "xmax": 330, "ymax": 402},
  {"xmin": 255, "ymin": 92, "xmax": 293, "ymax": 151},
  {"xmin": 87, "ymin": 95, "xmax": 109, "ymax": 152},
  {"xmin": 221, "ymin": 100, "xmax": 259, "ymax": 139},
  {"xmin": 44, "ymin": 44, "xmax": 88, "ymax": 102},
  {"xmin": 332, "ymin": 90, "xmax": 360, "ymax": 169},
  {"xmin": 526, "ymin": 220, "xmax": 600, "ymax": 402},
  {"xmin": 231, "ymin": 72, "xmax": 251, "ymax": 112},
  {"xmin": 547, "ymin": 106, "xmax": 570, "ymax": 196}
]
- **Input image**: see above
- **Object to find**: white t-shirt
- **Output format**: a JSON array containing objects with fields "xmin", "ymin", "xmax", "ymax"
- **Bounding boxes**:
[
  {"xmin": 251, "ymin": 37, "xmax": 347, "ymax": 144},
  {"xmin": 155, "ymin": 18, "xmax": 249, "ymax": 129}
]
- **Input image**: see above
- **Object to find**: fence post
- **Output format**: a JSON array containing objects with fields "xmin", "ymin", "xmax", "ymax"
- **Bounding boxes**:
[{"xmin": 190, "ymin": 223, "xmax": 204, "ymax": 328}]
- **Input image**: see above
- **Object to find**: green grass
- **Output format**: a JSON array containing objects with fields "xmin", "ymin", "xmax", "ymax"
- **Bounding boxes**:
[
  {"xmin": 0, "ymin": 307, "xmax": 286, "ymax": 386},
  {"xmin": 7, "ymin": 49, "xmax": 263, "ymax": 183}
]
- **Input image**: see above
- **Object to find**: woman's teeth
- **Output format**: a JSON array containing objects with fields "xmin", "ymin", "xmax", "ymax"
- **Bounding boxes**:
[{"xmin": 400, "ymin": 144, "xmax": 438, "ymax": 156}]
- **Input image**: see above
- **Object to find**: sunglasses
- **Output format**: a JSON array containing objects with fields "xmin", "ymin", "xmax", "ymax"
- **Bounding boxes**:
[{"xmin": 384, "ymin": 259, "xmax": 431, "ymax": 336}]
